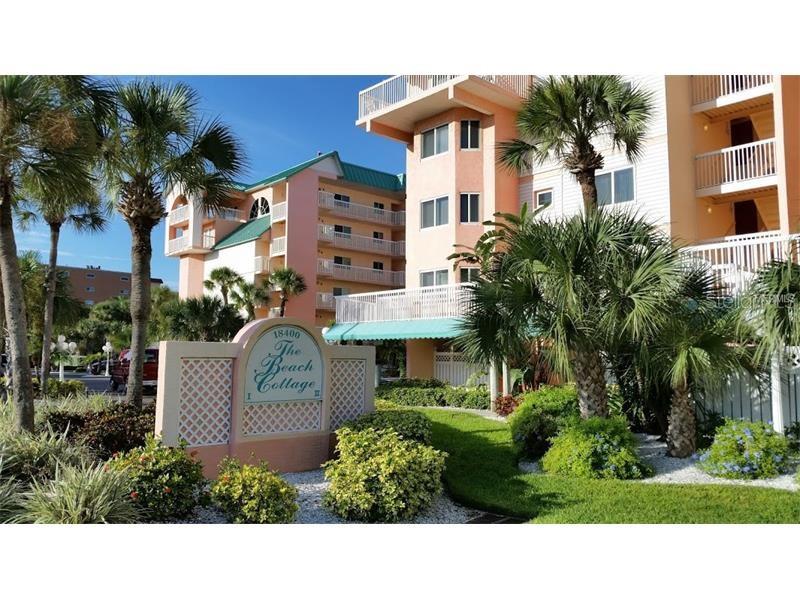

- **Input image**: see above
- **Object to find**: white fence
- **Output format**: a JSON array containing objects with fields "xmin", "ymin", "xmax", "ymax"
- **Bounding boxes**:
[
  {"xmin": 335, "ymin": 283, "xmax": 472, "ymax": 323},
  {"xmin": 692, "ymin": 75, "xmax": 773, "ymax": 105},
  {"xmin": 695, "ymin": 138, "xmax": 776, "ymax": 190},
  {"xmin": 434, "ymin": 352, "xmax": 487, "ymax": 387}
]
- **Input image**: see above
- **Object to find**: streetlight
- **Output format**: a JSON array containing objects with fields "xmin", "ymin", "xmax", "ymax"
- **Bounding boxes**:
[
  {"xmin": 102, "ymin": 340, "xmax": 114, "ymax": 376},
  {"xmin": 51, "ymin": 335, "xmax": 77, "ymax": 382}
]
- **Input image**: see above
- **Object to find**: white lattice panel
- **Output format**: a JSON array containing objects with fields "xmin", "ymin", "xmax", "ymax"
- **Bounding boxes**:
[
  {"xmin": 329, "ymin": 359, "xmax": 367, "ymax": 429},
  {"xmin": 242, "ymin": 401, "xmax": 321, "ymax": 435},
  {"xmin": 178, "ymin": 358, "xmax": 232, "ymax": 446}
]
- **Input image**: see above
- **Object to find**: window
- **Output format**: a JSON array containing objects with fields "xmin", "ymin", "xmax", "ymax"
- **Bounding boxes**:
[
  {"xmin": 85, "ymin": 300, "xmax": 94, "ymax": 306},
  {"xmin": 120, "ymin": 289, "xmax": 129, "ymax": 295},
  {"xmin": 535, "ymin": 190, "xmax": 553, "ymax": 209},
  {"xmin": 460, "ymin": 267, "xmax": 480, "ymax": 283},
  {"xmin": 421, "ymin": 124, "xmax": 448, "ymax": 158},
  {"xmin": 333, "ymin": 256, "xmax": 351, "ymax": 266},
  {"xmin": 85, "ymin": 286, "xmax": 95, "ymax": 292},
  {"xmin": 597, "ymin": 167, "xmax": 635, "ymax": 206},
  {"xmin": 373, "ymin": 261, "xmax": 384, "ymax": 271},
  {"xmin": 460, "ymin": 120, "xmax": 480, "ymax": 149},
  {"xmin": 86, "ymin": 273, "xmax": 95, "ymax": 279},
  {"xmin": 249, "ymin": 197, "xmax": 269, "ymax": 220},
  {"xmin": 373, "ymin": 202, "xmax": 385, "ymax": 211},
  {"xmin": 120, "ymin": 276, "xmax": 129, "ymax": 282},
  {"xmin": 333, "ymin": 287, "xmax": 349, "ymax": 296},
  {"xmin": 420, "ymin": 269, "xmax": 448, "ymax": 287},
  {"xmin": 333, "ymin": 193, "xmax": 350, "ymax": 203},
  {"xmin": 334, "ymin": 224, "xmax": 352, "ymax": 237},
  {"xmin": 373, "ymin": 231, "xmax": 384, "ymax": 240},
  {"xmin": 421, "ymin": 196, "xmax": 448, "ymax": 228},
  {"xmin": 459, "ymin": 193, "xmax": 479, "ymax": 223}
]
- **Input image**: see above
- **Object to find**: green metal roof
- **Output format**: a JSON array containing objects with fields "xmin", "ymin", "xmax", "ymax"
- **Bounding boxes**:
[
  {"xmin": 323, "ymin": 318, "xmax": 464, "ymax": 342},
  {"xmin": 212, "ymin": 215, "xmax": 271, "ymax": 251},
  {"xmin": 240, "ymin": 151, "xmax": 405, "ymax": 194}
]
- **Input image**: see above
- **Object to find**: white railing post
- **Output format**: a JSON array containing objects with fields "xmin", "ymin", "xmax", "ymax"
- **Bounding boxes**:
[{"xmin": 771, "ymin": 352, "xmax": 785, "ymax": 433}]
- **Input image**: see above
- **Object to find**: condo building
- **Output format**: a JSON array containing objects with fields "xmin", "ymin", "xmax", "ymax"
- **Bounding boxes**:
[
  {"xmin": 322, "ymin": 75, "xmax": 800, "ymax": 385},
  {"xmin": 164, "ymin": 151, "xmax": 406, "ymax": 327}
]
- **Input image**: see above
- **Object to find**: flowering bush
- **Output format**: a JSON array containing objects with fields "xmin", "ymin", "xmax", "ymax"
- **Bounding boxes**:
[
  {"xmin": 210, "ymin": 458, "xmax": 298, "ymax": 524},
  {"xmin": 494, "ymin": 395, "xmax": 521, "ymax": 417},
  {"xmin": 508, "ymin": 386, "xmax": 579, "ymax": 458},
  {"xmin": 698, "ymin": 419, "xmax": 791, "ymax": 479},
  {"xmin": 342, "ymin": 408, "xmax": 432, "ymax": 444},
  {"xmin": 323, "ymin": 427, "xmax": 446, "ymax": 522},
  {"xmin": 108, "ymin": 435, "xmax": 207, "ymax": 521},
  {"xmin": 541, "ymin": 417, "xmax": 652, "ymax": 480}
]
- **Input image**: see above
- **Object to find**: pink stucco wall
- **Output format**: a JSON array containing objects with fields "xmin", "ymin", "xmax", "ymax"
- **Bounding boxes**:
[{"xmin": 284, "ymin": 169, "xmax": 321, "ymax": 321}]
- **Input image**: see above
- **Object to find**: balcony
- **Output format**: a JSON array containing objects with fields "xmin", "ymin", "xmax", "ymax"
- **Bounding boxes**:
[
  {"xmin": 317, "ymin": 258, "xmax": 404, "ymax": 287},
  {"xmin": 316, "ymin": 292, "xmax": 335, "ymax": 310},
  {"xmin": 272, "ymin": 201, "xmax": 287, "ymax": 223},
  {"xmin": 357, "ymin": 75, "xmax": 534, "ymax": 139},
  {"xmin": 335, "ymin": 284, "xmax": 472, "ymax": 323},
  {"xmin": 692, "ymin": 75, "xmax": 773, "ymax": 119},
  {"xmin": 167, "ymin": 236, "xmax": 190, "ymax": 255},
  {"xmin": 318, "ymin": 224, "xmax": 405, "ymax": 257},
  {"xmin": 254, "ymin": 255, "xmax": 270, "ymax": 274},
  {"xmin": 205, "ymin": 207, "xmax": 244, "ymax": 222},
  {"xmin": 270, "ymin": 236, "xmax": 287, "ymax": 257},
  {"xmin": 318, "ymin": 191, "xmax": 405, "ymax": 227},
  {"xmin": 695, "ymin": 138, "xmax": 777, "ymax": 197},
  {"xmin": 680, "ymin": 231, "xmax": 800, "ymax": 296},
  {"xmin": 168, "ymin": 204, "xmax": 190, "ymax": 224}
]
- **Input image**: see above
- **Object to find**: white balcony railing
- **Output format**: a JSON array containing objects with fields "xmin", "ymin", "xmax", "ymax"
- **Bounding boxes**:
[
  {"xmin": 692, "ymin": 75, "xmax": 773, "ymax": 106},
  {"xmin": 335, "ymin": 283, "xmax": 472, "ymax": 323},
  {"xmin": 318, "ymin": 224, "xmax": 405, "ymax": 256},
  {"xmin": 254, "ymin": 255, "xmax": 270, "ymax": 274},
  {"xmin": 318, "ymin": 191, "xmax": 405, "ymax": 227},
  {"xmin": 358, "ymin": 75, "xmax": 533, "ymax": 120},
  {"xmin": 167, "ymin": 236, "xmax": 190, "ymax": 254},
  {"xmin": 317, "ymin": 258, "xmax": 404, "ymax": 287},
  {"xmin": 272, "ymin": 201, "xmax": 287, "ymax": 223},
  {"xmin": 316, "ymin": 292, "xmax": 335, "ymax": 310},
  {"xmin": 202, "ymin": 231, "xmax": 215, "ymax": 249},
  {"xmin": 168, "ymin": 204, "xmax": 190, "ymax": 224},
  {"xmin": 206, "ymin": 207, "xmax": 244, "ymax": 222},
  {"xmin": 271, "ymin": 236, "xmax": 287, "ymax": 257},
  {"xmin": 695, "ymin": 138, "xmax": 777, "ymax": 191},
  {"xmin": 680, "ymin": 231, "xmax": 800, "ymax": 296}
]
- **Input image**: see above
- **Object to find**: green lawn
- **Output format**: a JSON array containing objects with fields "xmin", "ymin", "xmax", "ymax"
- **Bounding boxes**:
[{"xmin": 418, "ymin": 408, "xmax": 800, "ymax": 523}]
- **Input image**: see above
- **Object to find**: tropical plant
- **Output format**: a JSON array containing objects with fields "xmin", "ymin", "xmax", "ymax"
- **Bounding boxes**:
[
  {"xmin": 453, "ymin": 206, "xmax": 683, "ymax": 418},
  {"xmin": 0, "ymin": 75, "xmax": 111, "ymax": 431},
  {"xmin": 230, "ymin": 279, "xmax": 270, "ymax": 321},
  {"xmin": 204, "ymin": 266, "xmax": 244, "ymax": 306},
  {"xmin": 269, "ymin": 267, "xmax": 307, "ymax": 317},
  {"xmin": 210, "ymin": 458, "xmax": 298, "ymax": 524},
  {"xmin": 698, "ymin": 419, "xmax": 791, "ymax": 479},
  {"xmin": 343, "ymin": 408, "xmax": 433, "ymax": 445},
  {"xmin": 0, "ymin": 427, "xmax": 91, "ymax": 484},
  {"xmin": 100, "ymin": 79, "xmax": 245, "ymax": 408},
  {"xmin": 498, "ymin": 75, "xmax": 653, "ymax": 212},
  {"xmin": 508, "ymin": 385, "xmax": 580, "ymax": 458},
  {"xmin": 163, "ymin": 295, "xmax": 244, "ymax": 342}
]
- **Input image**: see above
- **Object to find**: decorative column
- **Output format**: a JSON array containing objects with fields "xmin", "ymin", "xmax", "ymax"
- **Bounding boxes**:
[
  {"xmin": 489, "ymin": 363, "xmax": 499, "ymax": 412},
  {"xmin": 501, "ymin": 361, "xmax": 511, "ymax": 397},
  {"xmin": 770, "ymin": 352, "xmax": 785, "ymax": 433}
]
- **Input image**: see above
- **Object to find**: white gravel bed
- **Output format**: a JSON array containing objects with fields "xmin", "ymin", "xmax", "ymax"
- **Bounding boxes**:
[
  {"xmin": 182, "ymin": 468, "xmax": 479, "ymax": 524},
  {"xmin": 517, "ymin": 434, "xmax": 798, "ymax": 491}
]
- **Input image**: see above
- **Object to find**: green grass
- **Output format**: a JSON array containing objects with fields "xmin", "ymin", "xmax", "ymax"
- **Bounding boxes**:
[{"xmin": 418, "ymin": 408, "xmax": 800, "ymax": 523}]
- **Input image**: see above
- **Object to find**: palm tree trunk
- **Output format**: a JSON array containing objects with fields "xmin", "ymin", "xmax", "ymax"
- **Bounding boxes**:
[
  {"xmin": 0, "ymin": 184, "xmax": 35, "ymax": 431},
  {"xmin": 126, "ymin": 219, "xmax": 153, "ymax": 410},
  {"xmin": 221, "ymin": 287, "xmax": 228, "ymax": 306},
  {"xmin": 279, "ymin": 292, "xmax": 287, "ymax": 317},
  {"xmin": 40, "ymin": 222, "xmax": 61, "ymax": 397},
  {"xmin": 0, "ymin": 261, "xmax": 6, "ymax": 404},
  {"xmin": 573, "ymin": 349, "xmax": 608, "ymax": 418},
  {"xmin": 575, "ymin": 169, "xmax": 598, "ymax": 212},
  {"xmin": 667, "ymin": 382, "xmax": 696, "ymax": 458}
]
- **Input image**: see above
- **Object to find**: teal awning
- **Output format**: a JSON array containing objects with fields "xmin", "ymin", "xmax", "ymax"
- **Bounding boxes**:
[{"xmin": 323, "ymin": 318, "xmax": 464, "ymax": 342}]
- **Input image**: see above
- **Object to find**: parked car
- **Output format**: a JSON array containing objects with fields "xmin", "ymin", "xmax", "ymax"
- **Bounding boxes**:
[
  {"xmin": 88, "ymin": 358, "xmax": 116, "ymax": 375},
  {"xmin": 110, "ymin": 348, "xmax": 159, "ymax": 393}
]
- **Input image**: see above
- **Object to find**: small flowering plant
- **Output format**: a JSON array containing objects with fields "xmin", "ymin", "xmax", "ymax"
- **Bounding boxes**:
[
  {"xmin": 698, "ymin": 419, "xmax": 792, "ymax": 480},
  {"xmin": 107, "ymin": 435, "xmax": 207, "ymax": 522}
]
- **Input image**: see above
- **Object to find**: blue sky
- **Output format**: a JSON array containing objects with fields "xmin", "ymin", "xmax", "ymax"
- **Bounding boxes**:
[{"xmin": 13, "ymin": 76, "xmax": 404, "ymax": 289}]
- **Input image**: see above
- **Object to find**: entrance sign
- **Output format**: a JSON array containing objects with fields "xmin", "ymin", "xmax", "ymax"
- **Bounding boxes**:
[{"xmin": 245, "ymin": 324, "xmax": 323, "ymax": 404}]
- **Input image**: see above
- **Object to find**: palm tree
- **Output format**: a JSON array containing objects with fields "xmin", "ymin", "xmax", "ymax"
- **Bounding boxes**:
[
  {"xmin": 269, "ymin": 267, "xmax": 307, "ymax": 317},
  {"xmin": 204, "ymin": 266, "xmax": 244, "ymax": 306},
  {"xmin": 164, "ymin": 295, "xmax": 244, "ymax": 342},
  {"xmin": 101, "ymin": 80, "xmax": 245, "ymax": 408},
  {"xmin": 454, "ymin": 206, "xmax": 683, "ymax": 418},
  {"xmin": 230, "ymin": 280, "xmax": 270, "ymax": 321},
  {"xmin": 649, "ymin": 268, "xmax": 748, "ymax": 457},
  {"xmin": 499, "ymin": 75, "xmax": 653, "ymax": 212},
  {"xmin": 0, "ymin": 75, "xmax": 109, "ymax": 431},
  {"xmin": 17, "ymin": 192, "xmax": 107, "ymax": 394}
]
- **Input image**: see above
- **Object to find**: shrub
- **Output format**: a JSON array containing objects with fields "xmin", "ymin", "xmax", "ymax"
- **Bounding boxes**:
[
  {"xmin": 508, "ymin": 386, "xmax": 580, "ymax": 458},
  {"xmin": 375, "ymin": 382, "xmax": 489, "ymax": 410},
  {"xmin": 19, "ymin": 463, "xmax": 140, "ymax": 524},
  {"xmin": 377, "ymin": 378, "xmax": 446, "ymax": 390},
  {"xmin": 210, "ymin": 458, "xmax": 298, "ymax": 524},
  {"xmin": 42, "ymin": 403, "xmax": 156, "ymax": 460},
  {"xmin": 541, "ymin": 417, "xmax": 652, "ymax": 480},
  {"xmin": 698, "ymin": 419, "xmax": 791, "ymax": 479},
  {"xmin": 0, "ymin": 428, "xmax": 91, "ymax": 484},
  {"xmin": 343, "ymin": 409, "xmax": 432, "ymax": 445},
  {"xmin": 0, "ymin": 476, "xmax": 21, "ymax": 524},
  {"xmin": 0, "ymin": 377, "xmax": 86, "ymax": 399},
  {"xmin": 323, "ymin": 427, "xmax": 446, "ymax": 523},
  {"xmin": 374, "ymin": 399, "xmax": 400, "ymax": 411},
  {"xmin": 696, "ymin": 406, "xmax": 726, "ymax": 450},
  {"xmin": 494, "ymin": 395, "xmax": 521, "ymax": 417},
  {"xmin": 785, "ymin": 421, "xmax": 800, "ymax": 453},
  {"xmin": 108, "ymin": 435, "xmax": 207, "ymax": 522}
]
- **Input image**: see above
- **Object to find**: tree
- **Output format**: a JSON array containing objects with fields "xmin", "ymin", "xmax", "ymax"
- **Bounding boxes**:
[
  {"xmin": 164, "ymin": 295, "xmax": 244, "ymax": 342},
  {"xmin": 17, "ymin": 191, "xmax": 107, "ymax": 394},
  {"xmin": 0, "ymin": 75, "xmax": 110, "ymax": 431},
  {"xmin": 204, "ymin": 266, "xmax": 244, "ymax": 306},
  {"xmin": 101, "ymin": 80, "xmax": 245, "ymax": 408},
  {"xmin": 147, "ymin": 285, "xmax": 179, "ymax": 343},
  {"xmin": 269, "ymin": 268, "xmax": 307, "ymax": 317},
  {"xmin": 499, "ymin": 75, "xmax": 653, "ymax": 212},
  {"xmin": 453, "ymin": 206, "xmax": 683, "ymax": 418},
  {"xmin": 230, "ymin": 279, "xmax": 270, "ymax": 321}
]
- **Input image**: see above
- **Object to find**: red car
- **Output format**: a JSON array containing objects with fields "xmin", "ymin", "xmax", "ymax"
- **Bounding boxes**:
[{"xmin": 110, "ymin": 347, "xmax": 159, "ymax": 393}]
